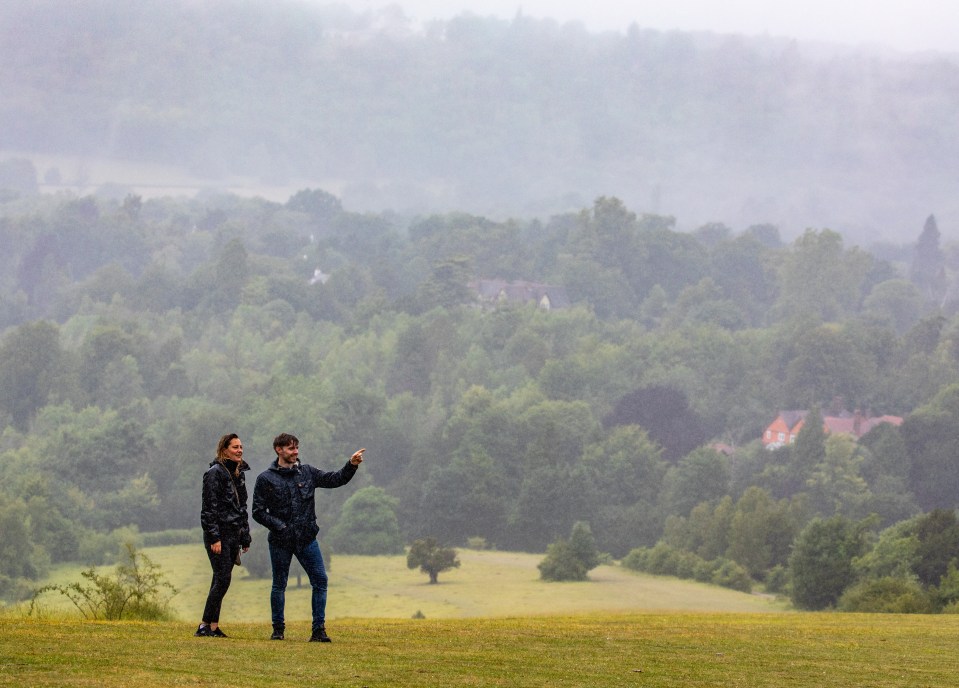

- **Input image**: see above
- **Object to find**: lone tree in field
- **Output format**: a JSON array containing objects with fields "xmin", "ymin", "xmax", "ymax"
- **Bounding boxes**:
[
  {"xmin": 407, "ymin": 537, "xmax": 460, "ymax": 584},
  {"xmin": 539, "ymin": 521, "xmax": 601, "ymax": 582}
]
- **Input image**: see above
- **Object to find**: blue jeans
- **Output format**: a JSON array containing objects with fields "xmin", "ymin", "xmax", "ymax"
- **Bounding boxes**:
[{"xmin": 268, "ymin": 538, "xmax": 328, "ymax": 630}]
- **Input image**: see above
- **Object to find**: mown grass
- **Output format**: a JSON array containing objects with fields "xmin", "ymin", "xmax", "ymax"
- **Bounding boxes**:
[
  {"xmin": 3, "ymin": 613, "xmax": 959, "ymax": 687},
  {"xmin": 25, "ymin": 545, "xmax": 785, "ymax": 622}
]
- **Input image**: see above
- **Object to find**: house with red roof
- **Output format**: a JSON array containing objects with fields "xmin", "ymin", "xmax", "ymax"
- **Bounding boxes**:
[{"xmin": 762, "ymin": 409, "xmax": 903, "ymax": 449}]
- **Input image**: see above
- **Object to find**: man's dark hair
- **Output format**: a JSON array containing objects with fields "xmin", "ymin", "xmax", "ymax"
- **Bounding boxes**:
[{"xmin": 273, "ymin": 433, "xmax": 299, "ymax": 451}]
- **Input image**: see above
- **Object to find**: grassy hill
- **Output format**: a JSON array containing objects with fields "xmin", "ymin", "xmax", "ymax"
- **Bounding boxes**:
[{"xmin": 25, "ymin": 545, "xmax": 784, "ymax": 623}]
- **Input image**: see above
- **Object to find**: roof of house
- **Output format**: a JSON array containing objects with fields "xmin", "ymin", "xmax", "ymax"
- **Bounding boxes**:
[
  {"xmin": 469, "ymin": 279, "xmax": 571, "ymax": 309},
  {"xmin": 766, "ymin": 409, "xmax": 903, "ymax": 440}
]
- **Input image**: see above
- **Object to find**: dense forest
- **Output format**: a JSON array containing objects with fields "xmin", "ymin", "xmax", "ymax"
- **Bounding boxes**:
[
  {"xmin": 1, "ymin": 0, "xmax": 958, "ymax": 239},
  {"xmin": 3, "ymin": 1, "xmax": 959, "ymax": 613},
  {"xmin": 1, "ymin": 180, "xmax": 959, "ymax": 611}
]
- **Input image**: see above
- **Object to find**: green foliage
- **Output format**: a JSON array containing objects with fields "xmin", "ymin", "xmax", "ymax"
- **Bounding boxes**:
[
  {"xmin": 538, "ymin": 522, "xmax": 601, "ymax": 582},
  {"xmin": 30, "ymin": 543, "xmax": 177, "ymax": 620},
  {"xmin": 911, "ymin": 508, "xmax": 959, "ymax": 587},
  {"xmin": 789, "ymin": 515, "xmax": 872, "ymax": 610},
  {"xmin": 537, "ymin": 540, "xmax": 588, "ymax": 582},
  {"xmin": 1, "ymin": 145, "xmax": 959, "ymax": 603},
  {"xmin": 837, "ymin": 577, "xmax": 933, "ymax": 613},
  {"xmin": 0, "ymin": 320, "xmax": 64, "ymax": 428},
  {"xmin": 329, "ymin": 486, "xmax": 405, "ymax": 555},
  {"xmin": 622, "ymin": 543, "xmax": 752, "ymax": 593},
  {"xmin": 407, "ymin": 538, "xmax": 460, "ymax": 584}
]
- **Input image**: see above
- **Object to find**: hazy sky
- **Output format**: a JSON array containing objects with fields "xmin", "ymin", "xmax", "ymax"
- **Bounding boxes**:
[{"xmin": 337, "ymin": 0, "xmax": 959, "ymax": 54}]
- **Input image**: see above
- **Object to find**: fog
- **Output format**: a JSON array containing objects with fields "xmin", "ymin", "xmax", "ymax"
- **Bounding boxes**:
[
  {"xmin": 337, "ymin": 0, "xmax": 959, "ymax": 53},
  {"xmin": 2, "ymin": 0, "xmax": 959, "ymax": 243}
]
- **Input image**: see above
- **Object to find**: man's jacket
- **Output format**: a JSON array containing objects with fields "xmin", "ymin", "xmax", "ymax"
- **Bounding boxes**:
[{"xmin": 252, "ymin": 459, "xmax": 357, "ymax": 550}]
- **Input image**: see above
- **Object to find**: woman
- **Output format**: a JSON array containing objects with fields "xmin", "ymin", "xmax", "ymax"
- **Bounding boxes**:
[{"xmin": 196, "ymin": 433, "xmax": 252, "ymax": 638}]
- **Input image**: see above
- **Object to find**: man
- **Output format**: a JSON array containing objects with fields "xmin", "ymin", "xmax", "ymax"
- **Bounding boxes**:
[{"xmin": 252, "ymin": 433, "xmax": 365, "ymax": 642}]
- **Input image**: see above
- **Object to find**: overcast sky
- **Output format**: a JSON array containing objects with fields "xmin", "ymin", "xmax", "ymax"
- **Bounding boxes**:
[{"xmin": 335, "ymin": 0, "xmax": 959, "ymax": 54}]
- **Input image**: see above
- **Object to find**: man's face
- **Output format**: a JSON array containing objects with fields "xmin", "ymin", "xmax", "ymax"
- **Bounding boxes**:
[{"xmin": 276, "ymin": 442, "xmax": 299, "ymax": 466}]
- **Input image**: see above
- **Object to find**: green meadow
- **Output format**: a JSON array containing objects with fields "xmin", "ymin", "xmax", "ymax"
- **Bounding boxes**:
[
  {"xmin": 4, "ymin": 613, "xmax": 959, "ymax": 687},
  {"xmin": 8, "ymin": 547, "xmax": 959, "ymax": 686},
  {"xmin": 24, "ymin": 545, "xmax": 784, "ymax": 622}
]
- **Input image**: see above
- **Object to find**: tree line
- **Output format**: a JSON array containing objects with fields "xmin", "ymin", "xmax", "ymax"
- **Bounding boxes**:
[{"xmin": 0, "ymin": 184, "xmax": 958, "ymax": 610}]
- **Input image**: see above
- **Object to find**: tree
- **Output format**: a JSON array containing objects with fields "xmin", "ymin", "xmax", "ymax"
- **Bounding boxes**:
[
  {"xmin": 790, "ymin": 405, "xmax": 826, "ymax": 485},
  {"xmin": 407, "ymin": 537, "xmax": 460, "ymax": 584},
  {"xmin": 286, "ymin": 188, "xmax": 343, "ymax": 223},
  {"xmin": 775, "ymin": 229, "xmax": 871, "ymax": 321},
  {"xmin": 538, "ymin": 521, "xmax": 601, "ymax": 582},
  {"xmin": 911, "ymin": 508, "xmax": 959, "ymax": 587},
  {"xmin": 909, "ymin": 215, "xmax": 947, "ymax": 304},
  {"xmin": 328, "ymin": 487, "xmax": 404, "ymax": 555},
  {"xmin": 0, "ymin": 320, "xmax": 64, "ymax": 428},
  {"xmin": 605, "ymin": 386, "xmax": 711, "ymax": 462},
  {"xmin": 789, "ymin": 515, "xmax": 871, "ymax": 610},
  {"xmin": 660, "ymin": 447, "xmax": 730, "ymax": 518},
  {"xmin": 726, "ymin": 487, "xmax": 798, "ymax": 578},
  {"xmin": 901, "ymin": 384, "xmax": 959, "ymax": 510},
  {"xmin": 417, "ymin": 453, "xmax": 508, "ymax": 546}
]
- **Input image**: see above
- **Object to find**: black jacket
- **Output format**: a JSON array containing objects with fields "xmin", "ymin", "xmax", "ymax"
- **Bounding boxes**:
[
  {"xmin": 252, "ymin": 459, "xmax": 357, "ymax": 550},
  {"xmin": 200, "ymin": 458, "xmax": 252, "ymax": 548}
]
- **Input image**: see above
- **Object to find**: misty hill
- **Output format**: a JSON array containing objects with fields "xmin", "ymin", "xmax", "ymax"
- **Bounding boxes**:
[{"xmin": 2, "ymin": 0, "xmax": 958, "ymax": 242}]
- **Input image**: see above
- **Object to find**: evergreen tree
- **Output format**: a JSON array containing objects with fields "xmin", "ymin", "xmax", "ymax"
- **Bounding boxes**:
[{"xmin": 909, "ymin": 214, "xmax": 946, "ymax": 303}]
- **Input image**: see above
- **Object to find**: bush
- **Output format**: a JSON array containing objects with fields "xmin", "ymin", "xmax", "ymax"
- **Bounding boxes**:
[
  {"xmin": 837, "ymin": 577, "xmax": 933, "ymax": 613},
  {"xmin": 538, "ymin": 540, "xmax": 588, "ymax": 581},
  {"xmin": 711, "ymin": 559, "xmax": 753, "ymax": 593},
  {"xmin": 764, "ymin": 565, "xmax": 790, "ymax": 594},
  {"xmin": 623, "ymin": 545, "xmax": 754, "ymax": 593},
  {"xmin": 30, "ymin": 543, "xmax": 177, "ymax": 620},
  {"xmin": 467, "ymin": 536, "xmax": 489, "ymax": 550}
]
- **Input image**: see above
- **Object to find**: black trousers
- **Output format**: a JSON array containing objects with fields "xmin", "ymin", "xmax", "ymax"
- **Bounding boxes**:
[{"xmin": 201, "ymin": 537, "xmax": 239, "ymax": 624}]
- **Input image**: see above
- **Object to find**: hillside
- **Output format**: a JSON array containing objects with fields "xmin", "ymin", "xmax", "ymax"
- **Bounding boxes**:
[
  {"xmin": 29, "ymin": 546, "xmax": 782, "ymax": 622},
  {"xmin": 2, "ymin": 0, "xmax": 958, "ymax": 241}
]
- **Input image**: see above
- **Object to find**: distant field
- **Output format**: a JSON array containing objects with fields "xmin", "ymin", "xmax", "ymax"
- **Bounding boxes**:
[
  {"xmin": 25, "ymin": 545, "xmax": 784, "ymax": 623},
  {"xmin": 3, "ymin": 613, "xmax": 959, "ymax": 687},
  {"xmin": 0, "ymin": 149, "xmax": 326, "ymax": 202}
]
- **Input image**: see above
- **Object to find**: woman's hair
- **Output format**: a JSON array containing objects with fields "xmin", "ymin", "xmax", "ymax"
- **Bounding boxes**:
[{"xmin": 215, "ymin": 433, "xmax": 241, "ymax": 476}]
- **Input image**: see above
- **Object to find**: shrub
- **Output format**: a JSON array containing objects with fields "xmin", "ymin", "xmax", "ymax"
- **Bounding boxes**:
[
  {"xmin": 538, "ymin": 540, "xmax": 588, "ymax": 581},
  {"xmin": 711, "ymin": 559, "xmax": 753, "ymax": 593},
  {"xmin": 30, "ymin": 543, "xmax": 177, "ymax": 620},
  {"xmin": 467, "ymin": 536, "xmax": 489, "ymax": 550},
  {"xmin": 764, "ymin": 565, "xmax": 790, "ymax": 594},
  {"xmin": 837, "ymin": 577, "xmax": 933, "ymax": 613}
]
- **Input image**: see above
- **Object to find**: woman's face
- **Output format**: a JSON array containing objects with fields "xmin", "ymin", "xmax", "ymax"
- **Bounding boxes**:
[{"xmin": 224, "ymin": 437, "xmax": 243, "ymax": 461}]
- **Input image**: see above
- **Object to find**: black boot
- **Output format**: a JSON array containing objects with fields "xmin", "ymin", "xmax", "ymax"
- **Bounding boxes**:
[
  {"xmin": 271, "ymin": 625, "xmax": 285, "ymax": 640},
  {"xmin": 309, "ymin": 626, "xmax": 331, "ymax": 642}
]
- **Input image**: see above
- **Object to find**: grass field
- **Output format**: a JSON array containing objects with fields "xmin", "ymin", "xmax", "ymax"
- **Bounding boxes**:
[
  {"xmin": 7, "ymin": 548, "xmax": 959, "ymax": 686},
  {"xmin": 24, "ymin": 545, "xmax": 785, "ymax": 623},
  {"xmin": 3, "ymin": 613, "xmax": 959, "ymax": 687}
]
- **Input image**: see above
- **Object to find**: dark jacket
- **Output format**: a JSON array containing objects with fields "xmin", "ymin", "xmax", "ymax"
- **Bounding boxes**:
[
  {"xmin": 252, "ymin": 459, "xmax": 357, "ymax": 550},
  {"xmin": 201, "ymin": 458, "xmax": 252, "ymax": 548}
]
